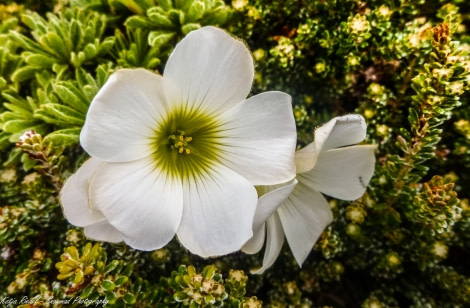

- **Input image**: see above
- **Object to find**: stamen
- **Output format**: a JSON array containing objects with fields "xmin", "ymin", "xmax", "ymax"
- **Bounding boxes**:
[{"xmin": 168, "ymin": 129, "xmax": 192, "ymax": 155}]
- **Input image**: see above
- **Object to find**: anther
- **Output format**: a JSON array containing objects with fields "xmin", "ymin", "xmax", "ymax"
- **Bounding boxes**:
[{"xmin": 168, "ymin": 129, "xmax": 192, "ymax": 155}]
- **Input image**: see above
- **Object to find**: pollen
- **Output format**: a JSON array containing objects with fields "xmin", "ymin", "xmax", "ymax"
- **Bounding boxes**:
[{"xmin": 169, "ymin": 130, "xmax": 192, "ymax": 155}]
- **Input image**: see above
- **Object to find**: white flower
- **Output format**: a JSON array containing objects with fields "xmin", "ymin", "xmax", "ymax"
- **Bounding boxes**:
[
  {"xmin": 243, "ymin": 114, "xmax": 376, "ymax": 274},
  {"xmin": 60, "ymin": 26, "xmax": 297, "ymax": 257}
]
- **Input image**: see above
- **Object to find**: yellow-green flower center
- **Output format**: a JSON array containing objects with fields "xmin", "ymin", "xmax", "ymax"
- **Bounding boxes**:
[{"xmin": 152, "ymin": 107, "xmax": 225, "ymax": 179}]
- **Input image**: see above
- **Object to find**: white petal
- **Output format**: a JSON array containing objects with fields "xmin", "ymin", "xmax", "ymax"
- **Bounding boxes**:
[
  {"xmin": 278, "ymin": 182, "xmax": 333, "ymax": 266},
  {"xmin": 220, "ymin": 91, "xmax": 297, "ymax": 185},
  {"xmin": 294, "ymin": 142, "xmax": 317, "ymax": 174},
  {"xmin": 301, "ymin": 145, "xmax": 376, "ymax": 200},
  {"xmin": 295, "ymin": 114, "xmax": 367, "ymax": 174},
  {"xmin": 251, "ymin": 214, "xmax": 285, "ymax": 275},
  {"xmin": 84, "ymin": 222, "xmax": 123, "ymax": 243},
  {"xmin": 80, "ymin": 69, "xmax": 168, "ymax": 162},
  {"xmin": 89, "ymin": 157, "xmax": 183, "ymax": 251},
  {"xmin": 242, "ymin": 179, "xmax": 296, "ymax": 255},
  {"xmin": 176, "ymin": 164, "xmax": 257, "ymax": 257},
  {"xmin": 60, "ymin": 158, "xmax": 105, "ymax": 227},
  {"xmin": 252, "ymin": 179, "xmax": 297, "ymax": 233},
  {"xmin": 242, "ymin": 223, "xmax": 266, "ymax": 254},
  {"xmin": 314, "ymin": 114, "xmax": 367, "ymax": 153},
  {"xmin": 163, "ymin": 26, "xmax": 254, "ymax": 115}
]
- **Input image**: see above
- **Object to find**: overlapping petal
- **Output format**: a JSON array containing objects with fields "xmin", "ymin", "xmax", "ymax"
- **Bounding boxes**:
[
  {"xmin": 89, "ymin": 157, "xmax": 183, "ymax": 251},
  {"xmin": 220, "ymin": 91, "xmax": 297, "ymax": 185},
  {"xmin": 80, "ymin": 69, "xmax": 168, "ymax": 162},
  {"xmin": 164, "ymin": 26, "xmax": 254, "ymax": 115},
  {"xmin": 277, "ymin": 181, "xmax": 334, "ymax": 266},
  {"xmin": 242, "ymin": 225, "xmax": 266, "ymax": 255},
  {"xmin": 242, "ymin": 179, "xmax": 297, "ymax": 254},
  {"xmin": 176, "ymin": 163, "xmax": 258, "ymax": 257},
  {"xmin": 251, "ymin": 214, "xmax": 285, "ymax": 275},
  {"xmin": 60, "ymin": 158, "xmax": 105, "ymax": 227},
  {"xmin": 300, "ymin": 145, "xmax": 376, "ymax": 200}
]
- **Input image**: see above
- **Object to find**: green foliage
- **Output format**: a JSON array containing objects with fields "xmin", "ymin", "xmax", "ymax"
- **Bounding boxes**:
[
  {"xmin": 125, "ymin": 0, "xmax": 232, "ymax": 48},
  {"xmin": 0, "ymin": 0, "xmax": 470, "ymax": 307},
  {"xmin": 10, "ymin": 8, "xmax": 114, "ymax": 78}
]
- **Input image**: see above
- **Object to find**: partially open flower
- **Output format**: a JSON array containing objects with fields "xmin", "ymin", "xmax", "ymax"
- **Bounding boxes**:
[
  {"xmin": 60, "ymin": 26, "xmax": 297, "ymax": 257},
  {"xmin": 243, "ymin": 114, "xmax": 376, "ymax": 274}
]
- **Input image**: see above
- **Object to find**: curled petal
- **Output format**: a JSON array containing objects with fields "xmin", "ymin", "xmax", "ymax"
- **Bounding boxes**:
[
  {"xmin": 220, "ymin": 91, "xmax": 297, "ymax": 185},
  {"xmin": 89, "ymin": 158, "xmax": 183, "ymax": 251},
  {"xmin": 81, "ymin": 69, "xmax": 168, "ymax": 162},
  {"xmin": 300, "ymin": 145, "xmax": 376, "ymax": 200},
  {"xmin": 295, "ymin": 114, "xmax": 367, "ymax": 173},
  {"xmin": 278, "ymin": 182, "xmax": 334, "ymax": 266},
  {"xmin": 164, "ymin": 26, "xmax": 254, "ymax": 115},
  {"xmin": 60, "ymin": 158, "xmax": 105, "ymax": 227},
  {"xmin": 242, "ymin": 223, "xmax": 266, "ymax": 255},
  {"xmin": 314, "ymin": 114, "xmax": 367, "ymax": 153},
  {"xmin": 251, "ymin": 214, "xmax": 285, "ymax": 275},
  {"xmin": 251, "ymin": 179, "xmax": 297, "ymax": 234},
  {"xmin": 177, "ymin": 164, "xmax": 258, "ymax": 257},
  {"xmin": 243, "ymin": 179, "xmax": 297, "ymax": 255}
]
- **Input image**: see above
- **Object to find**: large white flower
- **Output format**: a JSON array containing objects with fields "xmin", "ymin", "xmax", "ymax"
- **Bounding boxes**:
[
  {"xmin": 243, "ymin": 114, "xmax": 376, "ymax": 274},
  {"xmin": 60, "ymin": 26, "xmax": 297, "ymax": 257}
]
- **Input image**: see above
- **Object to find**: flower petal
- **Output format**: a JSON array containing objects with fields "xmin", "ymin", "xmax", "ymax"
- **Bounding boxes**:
[
  {"xmin": 60, "ymin": 158, "xmax": 105, "ymax": 227},
  {"xmin": 163, "ymin": 26, "xmax": 254, "ymax": 115},
  {"xmin": 84, "ymin": 221, "xmax": 123, "ymax": 243},
  {"xmin": 89, "ymin": 157, "xmax": 183, "ymax": 251},
  {"xmin": 220, "ymin": 91, "xmax": 297, "ymax": 185},
  {"xmin": 242, "ymin": 180, "xmax": 296, "ymax": 254},
  {"xmin": 80, "ymin": 69, "xmax": 168, "ymax": 162},
  {"xmin": 314, "ymin": 114, "xmax": 367, "ymax": 153},
  {"xmin": 252, "ymin": 179, "xmax": 297, "ymax": 233},
  {"xmin": 293, "ymin": 142, "xmax": 317, "ymax": 174},
  {"xmin": 295, "ymin": 114, "xmax": 367, "ymax": 173},
  {"xmin": 278, "ymin": 182, "xmax": 333, "ymax": 266},
  {"xmin": 251, "ymin": 214, "xmax": 285, "ymax": 275},
  {"xmin": 242, "ymin": 223, "xmax": 266, "ymax": 254},
  {"xmin": 300, "ymin": 145, "xmax": 376, "ymax": 200},
  {"xmin": 176, "ymin": 164, "xmax": 258, "ymax": 257}
]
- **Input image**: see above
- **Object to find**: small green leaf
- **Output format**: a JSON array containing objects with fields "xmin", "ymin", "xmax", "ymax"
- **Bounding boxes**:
[
  {"xmin": 182, "ymin": 23, "xmax": 200, "ymax": 35},
  {"xmin": 148, "ymin": 31, "xmax": 175, "ymax": 47},
  {"xmin": 103, "ymin": 260, "xmax": 120, "ymax": 275},
  {"xmin": 11, "ymin": 66, "xmax": 40, "ymax": 82},
  {"xmin": 159, "ymin": 0, "xmax": 173, "ymax": 11},
  {"xmin": 101, "ymin": 280, "xmax": 115, "ymax": 292},
  {"xmin": 3, "ymin": 119, "xmax": 40, "ymax": 133},
  {"xmin": 114, "ymin": 276, "xmax": 129, "ymax": 287},
  {"xmin": 123, "ymin": 293, "xmax": 136, "ymax": 304},
  {"xmin": 186, "ymin": 1, "xmax": 204, "ymax": 23},
  {"xmin": 34, "ymin": 104, "xmax": 85, "ymax": 126},
  {"xmin": 24, "ymin": 53, "xmax": 56, "ymax": 68},
  {"xmin": 125, "ymin": 16, "xmax": 156, "ymax": 29},
  {"xmin": 44, "ymin": 128, "xmax": 80, "ymax": 147},
  {"xmin": 41, "ymin": 32, "xmax": 69, "ymax": 60},
  {"xmin": 105, "ymin": 291, "xmax": 117, "ymax": 304},
  {"xmin": 174, "ymin": 291, "xmax": 188, "ymax": 302}
]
